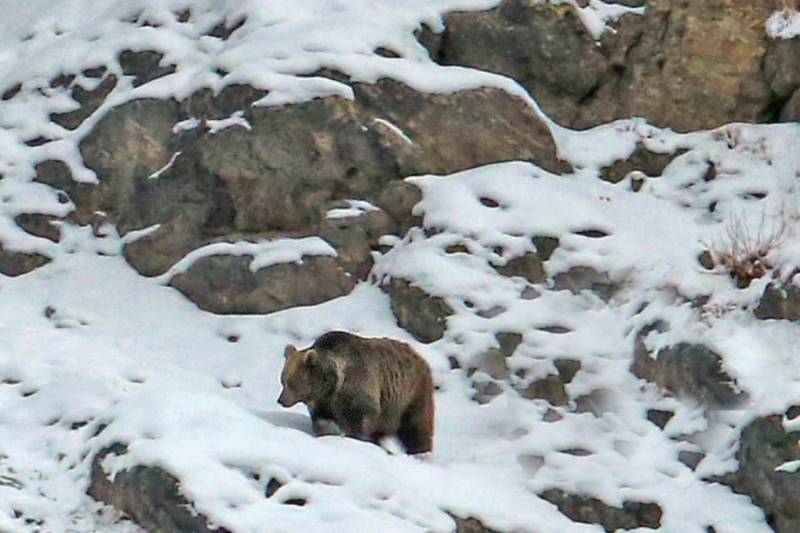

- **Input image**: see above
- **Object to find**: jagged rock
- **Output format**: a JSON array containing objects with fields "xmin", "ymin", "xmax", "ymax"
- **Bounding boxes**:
[
  {"xmin": 646, "ymin": 408, "xmax": 674, "ymax": 430},
  {"xmin": 532, "ymin": 235, "xmax": 559, "ymax": 261},
  {"xmin": 118, "ymin": 50, "xmax": 177, "ymax": 88},
  {"xmin": 36, "ymin": 76, "xmax": 566, "ymax": 319},
  {"xmin": 0, "ymin": 246, "xmax": 51, "ymax": 276},
  {"xmin": 471, "ymin": 378, "xmax": 504, "ymax": 404},
  {"xmin": 540, "ymin": 489, "xmax": 662, "ymax": 531},
  {"xmin": 517, "ymin": 374, "xmax": 569, "ymax": 406},
  {"xmin": 427, "ymin": 0, "xmax": 607, "ymax": 127},
  {"xmin": 601, "ymin": 146, "xmax": 683, "ymax": 183},
  {"xmin": 469, "ymin": 348, "xmax": 509, "ymax": 381},
  {"xmin": 495, "ymin": 252, "xmax": 546, "ymax": 284},
  {"xmin": 382, "ymin": 278, "xmax": 453, "ymax": 343},
  {"xmin": 722, "ymin": 412, "xmax": 800, "ymax": 533},
  {"xmin": 88, "ymin": 444, "xmax": 227, "ymax": 533},
  {"xmin": 754, "ymin": 281, "xmax": 800, "ymax": 321},
  {"xmin": 632, "ymin": 324, "xmax": 747, "ymax": 409},
  {"xmin": 169, "ymin": 254, "xmax": 355, "ymax": 315},
  {"xmin": 428, "ymin": 0, "xmax": 778, "ymax": 131},
  {"xmin": 554, "ymin": 359, "xmax": 581, "ymax": 384},
  {"xmin": 495, "ymin": 332, "xmax": 523, "ymax": 357},
  {"xmin": 51, "ymin": 74, "xmax": 118, "ymax": 130},
  {"xmin": 317, "ymin": 204, "xmax": 396, "ymax": 280},
  {"xmin": 553, "ymin": 266, "xmax": 617, "ymax": 301},
  {"xmin": 763, "ymin": 37, "xmax": 800, "ymax": 103},
  {"xmin": 14, "ymin": 214, "xmax": 61, "ymax": 243},
  {"xmin": 678, "ymin": 450, "xmax": 705, "ymax": 471},
  {"xmin": 450, "ymin": 515, "xmax": 500, "ymax": 533}
]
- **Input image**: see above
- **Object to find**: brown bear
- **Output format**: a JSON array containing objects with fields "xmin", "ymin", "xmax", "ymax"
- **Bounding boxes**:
[{"xmin": 277, "ymin": 331, "xmax": 434, "ymax": 454}]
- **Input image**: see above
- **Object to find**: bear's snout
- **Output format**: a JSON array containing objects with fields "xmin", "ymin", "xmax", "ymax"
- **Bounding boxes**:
[{"xmin": 277, "ymin": 389, "xmax": 296, "ymax": 407}]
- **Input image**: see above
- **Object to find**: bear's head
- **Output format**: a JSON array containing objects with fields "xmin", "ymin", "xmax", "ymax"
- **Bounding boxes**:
[{"xmin": 277, "ymin": 344, "xmax": 319, "ymax": 407}]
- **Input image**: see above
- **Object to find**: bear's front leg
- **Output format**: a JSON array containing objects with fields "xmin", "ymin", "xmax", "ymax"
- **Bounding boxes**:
[
  {"xmin": 332, "ymin": 388, "xmax": 380, "ymax": 442},
  {"xmin": 308, "ymin": 406, "xmax": 343, "ymax": 436},
  {"xmin": 313, "ymin": 417, "xmax": 343, "ymax": 436}
]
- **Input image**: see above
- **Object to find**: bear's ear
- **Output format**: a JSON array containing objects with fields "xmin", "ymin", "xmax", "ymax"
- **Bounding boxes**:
[
  {"xmin": 304, "ymin": 349, "xmax": 320, "ymax": 368},
  {"xmin": 284, "ymin": 345, "xmax": 298, "ymax": 359}
]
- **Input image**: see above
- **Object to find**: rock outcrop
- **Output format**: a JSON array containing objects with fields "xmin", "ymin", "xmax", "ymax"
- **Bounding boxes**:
[{"xmin": 425, "ymin": 0, "xmax": 784, "ymax": 131}]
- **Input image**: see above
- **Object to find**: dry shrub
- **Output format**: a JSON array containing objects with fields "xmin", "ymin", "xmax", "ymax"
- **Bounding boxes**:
[{"xmin": 708, "ymin": 212, "xmax": 785, "ymax": 288}]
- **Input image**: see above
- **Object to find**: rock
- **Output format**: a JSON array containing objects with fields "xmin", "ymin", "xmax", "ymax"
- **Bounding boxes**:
[
  {"xmin": 62, "ymin": 77, "xmax": 564, "ymax": 319},
  {"xmin": 88, "ymin": 443, "xmax": 227, "ymax": 533},
  {"xmin": 472, "ymin": 379, "xmax": 504, "ymax": 404},
  {"xmin": 429, "ymin": 0, "xmax": 778, "ymax": 131},
  {"xmin": 79, "ymin": 97, "xmax": 182, "ymax": 227},
  {"xmin": 118, "ymin": 50, "xmax": 177, "ymax": 88},
  {"xmin": 169, "ymin": 254, "xmax": 355, "ymax": 315},
  {"xmin": 264, "ymin": 477, "xmax": 306, "ymax": 506},
  {"xmin": 722, "ymin": 413, "xmax": 800, "ymax": 533},
  {"xmin": 532, "ymin": 236, "xmax": 559, "ymax": 261},
  {"xmin": 450, "ymin": 515, "xmax": 501, "ymax": 533},
  {"xmin": 317, "ymin": 204, "xmax": 396, "ymax": 280},
  {"xmin": 517, "ymin": 374, "xmax": 569, "ymax": 406},
  {"xmin": 495, "ymin": 332, "xmax": 523, "ymax": 357},
  {"xmin": 495, "ymin": 252, "xmax": 546, "ymax": 284},
  {"xmin": 0, "ymin": 246, "xmax": 51, "ymax": 276},
  {"xmin": 429, "ymin": 0, "xmax": 608, "ymax": 127},
  {"xmin": 51, "ymin": 74, "xmax": 118, "ymax": 130},
  {"xmin": 646, "ymin": 408, "xmax": 674, "ymax": 429},
  {"xmin": 382, "ymin": 278, "xmax": 453, "ymax": 343},
  {"xmin": 553, "ymin": 266, "xmax": 617, "ymax": 301},
  {"xmin": 763, "ymin": 38, "xmax": 800, "ymax": 102},
  {"xmin": 14, "ymin": 214, "xmax": 61, "ymax": 242},
  {"xmin": 469, "ymin": 348, "xmax": 510, "ymax": 380},
  {"xmin": 754, "ymin": 281, "xmax": 800, "ymax": 321},
  {"xmin": 601, "ymin": 146, "xmax": 682, "ymax": 183},
  {"xmin": 632, "ymin": 325, "xmax": 746, "ymax": 409},
  {"xmin": 554, "ymin": 359, "xmax": 581, "ymax": 383},
  {"xmin": 678, "ymin": 450, "xmax": 705, "ymax": 471},
  {"xmin": 540, "ymin": 489, "xmax": 662, "ymax": 531}
]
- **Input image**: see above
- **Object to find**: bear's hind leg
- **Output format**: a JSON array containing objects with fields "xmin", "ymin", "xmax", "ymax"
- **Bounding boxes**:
[{"xmin": 397, "ymin": 393, "xmax": 434, "ymax": 454}]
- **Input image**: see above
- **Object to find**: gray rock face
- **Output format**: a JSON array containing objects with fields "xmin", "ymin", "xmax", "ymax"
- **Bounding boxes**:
[
  {"xmin": 381, "ymin": 278, "xmax": 453, "ymax": 343},
  {"xmin": 450, "ymin": 515, "xmax": 501, "ymax": 533},
  {"xmin": 88, "ymin": 444, "xmax": 227, "ymax": 533},
  {"xmin": 540, "ymin": 489, "xmax": 662, "ymax": 531},
  {"xmin": 494, "ymin": 252, "xmax": 546, "ymax": 284},
  {"xmin": 754, "ymin": 281, "xmax": 800, "ymax": 321},
  {"xmin": 0, "ymin": 246, "xmax": 51, "ymax": 277},
  {"xmin": 425, "ymin": 0, "xmax": 781, "ymax": 131},
  {"xmin": 553, "ymin": 266, "xmax": 616, "ymax": 301},
  {"xmin": 723, "ymin": 412, "xmax": 800, "ymax": 533},
  {"xmin": 169, "ymin": 254, "xmax": 355, "ymax": 315},
  {"xmin": 35, "ymin": 76, "xmax": 565, "ymax": 314},
  {"xmin": 632, "ymin": 325, "xmax": 747, "ymax": 409}
]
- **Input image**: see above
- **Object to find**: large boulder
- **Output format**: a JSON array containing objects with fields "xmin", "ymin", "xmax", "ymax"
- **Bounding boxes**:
[
  {"xmin": 169, "ymin": 254, "xmax": 356, "ymax": 315},
  {"xmin": 0, "ymin": 246, "xmax": 51, "ymax": 277},
  {"xmin": 427, "ymin": 0, "xmax": 781, "ymax": 131},
  {"xmin": 34, "ymin": 77, "xmax": 565, "ymax": 313},
  {"xmin": 88, "ymin": 444, "xmax": 227, "ymax": 533},
  {"xmin": 540, "ymin": 489, "xmax": 662, "ymax": 531},
  {"xmin": 754, "ymin": 281, "xmax": 800, "ymax": 321},
  {"xmin": 381, "ymin": 278, "xmax": 454, "ymax": 343},
  {"xmin": 722, "ymin": 412, "xmax": 800, "ymax": 533},
  {"xmin": 631, "ymin": 324, "xmax": 747, "ymax": 409}
]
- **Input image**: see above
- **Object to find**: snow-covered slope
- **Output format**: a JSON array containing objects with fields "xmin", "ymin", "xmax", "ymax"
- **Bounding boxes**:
[{"xmin": 1, "ymin": 1, "xmax": 800, "ymax": 532}]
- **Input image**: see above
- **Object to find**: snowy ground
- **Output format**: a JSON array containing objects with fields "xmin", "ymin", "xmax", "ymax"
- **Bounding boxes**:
[{"xmin": 1, "ymin": 0, "xmax": 800, "ymax": 532}]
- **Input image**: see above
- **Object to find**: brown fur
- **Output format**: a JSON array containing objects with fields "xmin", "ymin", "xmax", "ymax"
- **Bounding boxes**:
[{"xmin": 278, "ymin": 331, "xmax": 434, "ymax": 454}]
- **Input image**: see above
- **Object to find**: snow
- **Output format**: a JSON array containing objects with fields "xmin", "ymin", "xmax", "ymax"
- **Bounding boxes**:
[
  {"xmin": 0, "ymin": 0, "xmax": 798, "ymax": 531},
  {"xmin": 206, "ymin": 110, "xmax": 252, "ymax": 134},
  {"xmin": 155, "ymin": 237, "xmax": 338, "ymax": 283},
  {"xmin": 326, "ymin": 199, "xmax": 381, "ymax": 220},
  {"xmin": 767, "ymin": 9, "xmax": 800, "ymax": 39}
]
